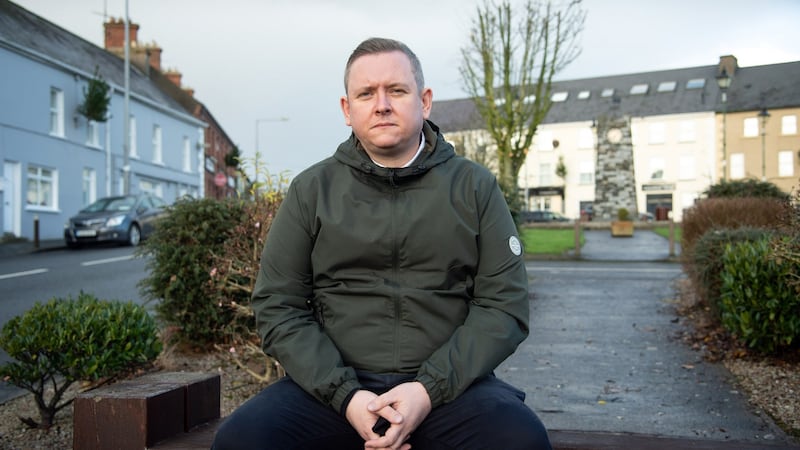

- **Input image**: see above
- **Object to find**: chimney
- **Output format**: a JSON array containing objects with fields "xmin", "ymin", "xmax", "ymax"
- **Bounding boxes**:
[
  {"xmin": 165, "ymin": 69, "xmax": 183, "ymax": 88},
  {"xmin": 146, "ymin": 46, "xmax": 162, "ymax": 72},
  {"xmin": 718, "ymin": 55, "xmax": 739, "ymax": 79},
  {"xmin": 104, "ymin": 17, "xmax": 139, "ymax": 51}
]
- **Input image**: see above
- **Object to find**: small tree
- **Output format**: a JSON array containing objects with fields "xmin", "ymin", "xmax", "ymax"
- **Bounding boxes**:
[
  {"xmin": 77, "ymin": 67, "xmax": 111, "ymax": 122},
  {"xmin": 0, "ymin": 293, "xmax": 161, "ymax": 428},
  {"xmin": 460, "ymin": 0, "xmax": 585, "ymax": 213}
]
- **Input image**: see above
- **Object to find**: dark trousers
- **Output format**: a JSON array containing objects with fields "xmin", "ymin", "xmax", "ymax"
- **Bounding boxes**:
[{"xmin": 212, "ymin": 373, "xmax": 552, "ymax": 450}]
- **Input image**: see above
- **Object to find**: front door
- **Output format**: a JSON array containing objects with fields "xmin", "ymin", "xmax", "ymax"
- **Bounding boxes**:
[{"xmin": 2, "ymin": 161, "xmax": 21, "ymax": 237}]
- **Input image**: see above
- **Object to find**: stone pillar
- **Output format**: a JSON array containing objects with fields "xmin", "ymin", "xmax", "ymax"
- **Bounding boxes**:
[{"xmin": 594, "ymin": 115, "xmax": 638, "ymax": 220}]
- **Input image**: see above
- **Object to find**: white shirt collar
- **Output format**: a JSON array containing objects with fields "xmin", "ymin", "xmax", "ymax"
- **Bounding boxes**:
[{"xmin": 371, "ymin": 132, "xmax": 425, "ymax": 168}]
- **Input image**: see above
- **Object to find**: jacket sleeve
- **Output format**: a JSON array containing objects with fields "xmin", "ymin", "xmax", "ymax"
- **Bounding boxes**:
[
  {"xmin": 251, "ymin": 180, "xmax": 361, "ymax": 413},
  {"xmin": 415, "ymin": 175, "xmax": 530, "ymax": 408}
]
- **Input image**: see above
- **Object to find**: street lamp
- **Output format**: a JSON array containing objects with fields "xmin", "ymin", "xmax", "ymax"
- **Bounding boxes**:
[
  {"xmin": 758, "ymin": 107, "xmax": 770, "ymax": 181},
  {"xmin": 254, "ymin": 117, "xmax": 289, "ymax": 189},
  {"xmin": 716, "ymin": 69, "xmax": 732, "ymax": 181}
]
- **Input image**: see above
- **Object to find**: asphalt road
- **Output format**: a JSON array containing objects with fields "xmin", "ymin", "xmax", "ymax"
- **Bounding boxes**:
[{"xmin": 0, "ymin": 245, "xmax": 147, "ymax": 403}]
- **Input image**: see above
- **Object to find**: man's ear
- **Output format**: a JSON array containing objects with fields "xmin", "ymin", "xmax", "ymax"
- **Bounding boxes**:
[
  {"xmin": 421, "ymin": 88, "xmax": 433, "ymax": 119},
  {"xmin": 340, "ymin": 96, "xmax": 352, "ymax": 126}
]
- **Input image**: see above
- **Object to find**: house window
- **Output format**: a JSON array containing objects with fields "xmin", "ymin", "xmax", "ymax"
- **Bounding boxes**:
[
  {"xmin": 86, "ymin": 120, "xmax": 100, "ymax": 147},
  {"xmin": 730, "ymin": 153, "xmax": 745, "ymax": 179},
  {"xmin": 49, "ymin": 87, "xmax": 64, "ymax": 137},
  {"xmin": 679, "ymin": 155, "xmax": 696, "ymax": 180},
  {"xmin": 601, "ymin": 88, "xmax": 614, "ymax": 98},
  {"xmin": 577, "ymin": 128, "xmax": 594, "ymax": 149},
  {"xmin": 577, "ymin": 90, "xmax": 590, "ymax": 100},
  {"xmin": 183, "ymin": 137, "xmax": 192, "ymax": 172},
  {"xmin": 551, "ymin": 91, "xmax": 568, "ymax": 102},
  {"xmin": 648, "ymin": 122, "xmax": 666, "ymax": 144},
  {"xmin": 657, "ymin": 81, "xmax": 676, "ymax": 92},
  {"xmin": 26, "ymin": 165, "xmax": 56, "ymax": 208},
  {"xmin": 779, "ymin": 151, "xmax": 794, "ymax": 177},
  {"xmin": 536, "ymin": 130, "xmax": 554, "ymax": 151},
  {"xmin": 82, "ymin": 168, "xmax": 96, "ymax": 206},
  {"xmin": 649, "ymin": 157, "xmax": 665, "ymax": 180},
  {"xmin": 686, "ymin": 78, "xmax": 705, "ymax": 89},
  {"xmin": 678, "ymin": 121, "xmax": 696, "ymax": 143},
  {"xmin": 129, "ymin": 115, "xmax": 138, "ymax": 158},
  {"xmin": 539, "ymin": 163, "xmax": 553, "ymax": 186},
  {"xmin": 579, "ymin": 160, "xmax": 594, "ymax": 184},
  {"xmin": 139, "ymin": 179, "xmax": 163, "ymax": 198},
  {"xmin": 153, "ymin": 125, "xmax": 163, "ymax": 164},
  {"xmin": 743, "ymin": 117, "xmax": 759, "ymax": 137},
  {"xmin": 630, "ymin": 84, "xmax": 648, "ymax": 95},
  {"xmin": 782, "ymin": 115, "xmax": 797, "ymax": 135}
]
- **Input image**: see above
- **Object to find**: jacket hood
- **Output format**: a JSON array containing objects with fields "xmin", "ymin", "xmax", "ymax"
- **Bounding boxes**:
[{"xmin": 333, "ymin": 120, "xmax": 455, "ymax": 181}]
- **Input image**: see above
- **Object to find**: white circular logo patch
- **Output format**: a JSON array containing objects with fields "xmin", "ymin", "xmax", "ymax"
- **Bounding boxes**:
[{"xmin": 508, "ymin": 236, "xmax": 522, "ymax": 256}]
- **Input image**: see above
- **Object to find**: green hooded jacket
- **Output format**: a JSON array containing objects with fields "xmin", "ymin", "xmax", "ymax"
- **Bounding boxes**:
[{"xmin": 252, "ymin": 120, "xmax": 529, "ymax": 414}]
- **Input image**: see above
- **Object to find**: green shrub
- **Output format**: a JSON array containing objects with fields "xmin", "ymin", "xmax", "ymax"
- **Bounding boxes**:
[
  {"xmin": 704, "ymin": 179, "xmax": 789, "ymax": 200},
  {"xmin": 681, "ymin": 196, "xmax": 787, "ymax": 265},
  {"xmin": 688, "ymin": 227, "xmax": 773, "ymax": 313},
  {"xmin": 205, "ymin": 190, "xmax": 286, "ymax": 381},
  {"xmin": 617, "ymin": 207, "xmax": 630, "ymax": 221},
  {"xmin": 719, "ymin": 237, "xmax": 800, "ymax": 354},
  {"xmin": 0, "ymin": 292, "xmax": 161, "ymax": 429},
  {"xmin": 207, "ymin": 191, "xmax": 283, "ymax": 345},
  {"xmin": 137, "ymin": 197, "xmax": 244, "ymax": 347}
]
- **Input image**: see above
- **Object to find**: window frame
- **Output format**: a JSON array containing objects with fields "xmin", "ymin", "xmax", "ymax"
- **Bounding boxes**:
[
  {"xmin": 26, "ymin": 164, "xmax": 58, "ymax": 210},
  {"xmin": 49, "ymin": 87, "xmax": 64, "ymax": 137}
]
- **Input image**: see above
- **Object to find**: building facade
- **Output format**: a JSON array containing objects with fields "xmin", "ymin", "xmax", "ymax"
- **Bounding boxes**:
[
  {"xmin": 0, "ymin": 1, "xmax": 206, "ymax": 240},
  {"xmin": 431, "ymin": 56, "xmax": 800, "ymax": 222},
  {"xmin": 103, "ymin": 18, "xmax": 242, "ymax": 199}
]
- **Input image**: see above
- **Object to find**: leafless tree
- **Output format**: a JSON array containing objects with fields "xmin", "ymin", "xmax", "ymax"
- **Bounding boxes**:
[{"xmin": 460, "ymin": 0, "xmax": 585, "ymax": 213}]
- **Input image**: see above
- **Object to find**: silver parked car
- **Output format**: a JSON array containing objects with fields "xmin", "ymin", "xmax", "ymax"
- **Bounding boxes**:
[{"xmin": 64, "ymin": 194, "xmax": 168, "ymax": 248}]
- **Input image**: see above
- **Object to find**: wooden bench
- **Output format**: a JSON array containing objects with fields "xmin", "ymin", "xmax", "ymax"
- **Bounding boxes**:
[
  {"xmin": 74, "ymin": 375, "xmax": 800, "ymax": 449},
  {"xmin": 73, "ymin": 372, "xmax": 220, "ymax": 450}
]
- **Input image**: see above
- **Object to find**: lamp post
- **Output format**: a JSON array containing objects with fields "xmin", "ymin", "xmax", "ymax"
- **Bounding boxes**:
[
  {"xmin": 716, "ymin": 69, "xmax": 732, "ymax": 181},
  {"xmin": 758, "ymin": 107, "xmax": 770, "ymax": 181},
  {"xmin": 254, "ymin": 117, "xmax": 289, "ymax": 190}
]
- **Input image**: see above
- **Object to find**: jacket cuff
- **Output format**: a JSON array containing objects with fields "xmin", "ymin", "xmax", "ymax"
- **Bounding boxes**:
[
  {"xmin": 414, "ymin": 373, "xmax": 444, "ymax": 409},
  {"xmin": 331, "ymin": 378, "xmax": 363, "ymax": 414}
]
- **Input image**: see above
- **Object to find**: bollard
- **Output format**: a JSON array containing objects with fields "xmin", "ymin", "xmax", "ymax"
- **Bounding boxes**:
[
  {"xmin": 574, "ymin": 219, "xmax": 581, "ymax": 258},
  {"xmin": 33, "ymin": 215, "xmax": 39, "ymax": 249},
  {"xmin": 668, "ymin": 220, "xmax": 675, "ymax": 257}
]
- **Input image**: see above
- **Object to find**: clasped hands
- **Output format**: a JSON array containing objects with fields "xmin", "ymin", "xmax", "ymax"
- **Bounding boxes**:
[{"xmin": 345, "ymin": 381, "xmax": 432, "ymax": 450}]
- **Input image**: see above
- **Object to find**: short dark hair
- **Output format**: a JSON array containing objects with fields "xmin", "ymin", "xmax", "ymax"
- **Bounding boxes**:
[{"xmin": 344, "ymin": 37, "xmax": 425, "ymax": 95}]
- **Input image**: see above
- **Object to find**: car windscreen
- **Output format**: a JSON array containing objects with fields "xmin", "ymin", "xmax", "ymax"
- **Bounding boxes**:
[{"xmin": 82, "ymin": 197, "xmax": 136, "ymax": 213}]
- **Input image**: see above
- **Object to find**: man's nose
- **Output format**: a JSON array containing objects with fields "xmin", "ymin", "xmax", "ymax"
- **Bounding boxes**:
[{"xmin": 375, "ymin": 90, "xmax": 391, "ymax": 114}]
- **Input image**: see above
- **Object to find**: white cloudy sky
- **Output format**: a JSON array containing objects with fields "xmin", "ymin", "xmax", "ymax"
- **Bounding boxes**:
[{"xmin": 13, "ymin": 0, "xmax": 800, "ymax": 178}]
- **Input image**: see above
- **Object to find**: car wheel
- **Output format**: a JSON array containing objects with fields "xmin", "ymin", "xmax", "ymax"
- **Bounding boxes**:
[{"xmin": 127, "ymin": 224, "xmax": 141, "ymax": 246}]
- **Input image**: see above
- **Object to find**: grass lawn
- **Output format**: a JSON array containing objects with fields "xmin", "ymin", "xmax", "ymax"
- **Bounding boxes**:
[
  {"xmin": 520, "ymin": 227, "xmax": 582, "ymax": 256},
  {"xmin": 653, "ymin": 225, "xmax": 682, "ymax": 242}
]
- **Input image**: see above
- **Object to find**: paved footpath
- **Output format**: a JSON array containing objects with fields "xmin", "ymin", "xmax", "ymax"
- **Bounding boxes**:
[{"xmin": 499, "ymin": 229, "xmax": 799, "ymax": 448}]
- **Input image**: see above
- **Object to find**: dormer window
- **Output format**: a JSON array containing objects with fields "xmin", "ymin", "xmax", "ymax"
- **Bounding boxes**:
[
  {"xmin": 630, "ymin": 84, "xmax": 649, "ymax": 95},
  {"xmin": 551, "ymin": 91, "xmax": 568, "ymax": 102},
  {"xmin": 686, "ymin": 78, "xmax": 705, "ymax": 89}
]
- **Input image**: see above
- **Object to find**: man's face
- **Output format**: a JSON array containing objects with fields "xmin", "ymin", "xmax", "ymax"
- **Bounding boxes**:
[{"xmin": 341, "ymin": 51, "xmax": 432, "ymax": 166}]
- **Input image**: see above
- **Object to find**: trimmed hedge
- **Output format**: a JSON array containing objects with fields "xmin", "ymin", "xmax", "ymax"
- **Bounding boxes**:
[
  {"xmin": 137, "ymin": 197, "xmax": 244, "ymax": 346},
  {"xmin": 720, "ymin": 237, "xmax": 800, "ymax": 354}
]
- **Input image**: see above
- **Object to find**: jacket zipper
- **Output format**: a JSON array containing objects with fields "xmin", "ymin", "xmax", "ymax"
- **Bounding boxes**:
[{"xmin": 389, "ymin": 169, "xmax": 401, "ymax": 369}]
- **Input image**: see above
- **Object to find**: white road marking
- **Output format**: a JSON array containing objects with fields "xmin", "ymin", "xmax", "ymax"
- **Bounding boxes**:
[
  {"xmin": 0, "ymin": 268, "xmax": 49, "ymax": 280},
  {"xmin": 81, "ymin": 255, "xmax": 136, "ymax": 266}
]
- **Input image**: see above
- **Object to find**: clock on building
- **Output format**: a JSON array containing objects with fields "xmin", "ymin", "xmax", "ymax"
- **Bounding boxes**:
[{"xmin": 606, "ymin": 128, "xmax": 623, "ymax": 143}]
